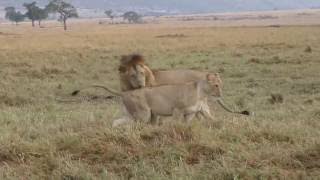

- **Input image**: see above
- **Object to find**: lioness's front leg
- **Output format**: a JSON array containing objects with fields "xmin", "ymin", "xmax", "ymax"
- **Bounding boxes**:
[
  {"xmin": 184, "ymin": 113, "xmax": 196, "ymax": 122},
  {"xmin": 112, "ymin": 103, "xmax": 134, "ymax": 127},
  {"xmin": 112, "ymin": 117, "xmax": 132, "ymax": 127},
  {"xmin": 200, "ymin": 102, "xmax": 214, "ymax": 121}
]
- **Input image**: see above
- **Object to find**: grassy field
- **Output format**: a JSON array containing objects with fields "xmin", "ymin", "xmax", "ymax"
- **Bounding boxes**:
[{"xmin": 0, "ymin": 21, "xmax": 320, "ymax": 179}]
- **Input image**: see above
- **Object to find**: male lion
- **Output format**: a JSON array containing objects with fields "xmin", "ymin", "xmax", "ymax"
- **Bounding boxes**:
[{"xmin": 120, "ymin": 54, "xmax": 228, "ymax": 91}]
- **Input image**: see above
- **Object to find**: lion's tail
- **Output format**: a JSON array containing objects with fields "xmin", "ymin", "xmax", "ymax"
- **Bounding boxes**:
[
  {"xmin": 217, "ymin": 98, "xmax": 250, "ymax": 116},
  {"xmin": 72, "ymin": 85, "xmax": 122, "ymax": 97}
]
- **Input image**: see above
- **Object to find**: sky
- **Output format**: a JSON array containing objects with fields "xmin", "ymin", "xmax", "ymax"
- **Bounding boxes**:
[{"xmin": 1, "ymin": 0, "xmax": 320, "ymax": 13}]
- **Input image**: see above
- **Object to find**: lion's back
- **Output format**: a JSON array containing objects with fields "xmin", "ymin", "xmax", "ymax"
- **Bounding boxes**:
[{"xmin": 153, "ymin": 70, "xmax": 206, "ymax": 85}]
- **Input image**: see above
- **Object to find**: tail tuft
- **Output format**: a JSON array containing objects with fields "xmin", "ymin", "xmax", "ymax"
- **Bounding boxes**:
[
  {"xmin": 71, "ymin": 90, "xmax": 80, "ymax": 96},
  {"xmin": 241, "ymin": 110, "xmax": 250, "ymax": 116}
]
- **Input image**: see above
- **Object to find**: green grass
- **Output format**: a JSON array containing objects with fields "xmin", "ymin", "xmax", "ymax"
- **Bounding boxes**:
[{"xmin": 0, "ymin": 23, "xmax": 319, "ymax": 179}]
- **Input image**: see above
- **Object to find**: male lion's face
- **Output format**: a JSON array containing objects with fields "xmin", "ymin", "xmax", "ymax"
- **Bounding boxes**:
[
  {"xmin": 127, "ymin": 64, "xmax": 146, "ymax": 89},
  {"xmin": 206, "ymin": 73, "xmax": 223, "ymax": 97}
]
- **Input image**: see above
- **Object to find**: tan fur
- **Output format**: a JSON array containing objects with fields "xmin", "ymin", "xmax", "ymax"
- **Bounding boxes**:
[{"xmin": 113, "ymin": 74, "xmax": 222, "ymax": 127}]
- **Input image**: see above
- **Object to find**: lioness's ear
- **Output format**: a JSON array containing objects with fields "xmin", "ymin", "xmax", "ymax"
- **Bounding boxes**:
[
  {"xmin": 214, "ymin": 73, "xmax": 221, "ymax": 79},
  {"xmin": 215, "ymin": 73, "xmax": 222, "ymax": 85},
  {"xmin": 206, "ymin": 73, "xmax": 215, "ymax": 80},
  {"xmin": 206, "ymin": 74, "xmax": 210, "ymax": 80}
]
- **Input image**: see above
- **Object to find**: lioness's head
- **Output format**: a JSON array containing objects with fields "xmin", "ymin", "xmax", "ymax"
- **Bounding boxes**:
[
  {"xmin": 204, "ymin": 73, "xmax": 223, "ymax": 97},
  {"xmin": 119, "ymin": 54, "xmax": 155, "ymax": 90}
]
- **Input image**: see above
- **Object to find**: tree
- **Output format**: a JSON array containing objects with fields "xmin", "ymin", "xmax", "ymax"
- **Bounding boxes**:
[
  {"xmin": 5, "ymin": 7, "xmax": 15, "ymax": 20},
  {"xmin": 24, "ymin": 2, "xmax": 48, "ymax": 27},
  {"xmin": 5, "ymin": 7, "xmax": 25, "ymax": 25},
  {"xmin": 123, "ymin": 11, "xmax": 141, "ymax": 23},
  {"xmin": 46, "ymin": 0, "xmax": 78, "ymax": 31},
  {"xmin": 23, "ymin": 2, "xmax": 38, "ymax": 27},
  {"xmin": 35, "ymin": 8, "xmax": 48, "ymax": 27},
  {"xmin": 11, "ymin": 12, "xmax": 25, "ymax": 25},
  {"xmin": 105, "ymin": 10, "xmax": 114, "ymax": 23}
]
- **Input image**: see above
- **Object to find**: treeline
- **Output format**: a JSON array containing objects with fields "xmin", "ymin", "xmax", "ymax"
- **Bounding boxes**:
[
  {"xmin": 4, "ymin": 0, "xmax": 143, "ymax": 30},
  {"xmin": 5, "ymin": 0, "xmax": 77, "ymax": 30}
]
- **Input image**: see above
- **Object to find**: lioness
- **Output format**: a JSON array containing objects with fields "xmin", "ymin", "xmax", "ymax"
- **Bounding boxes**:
[
  {"xmin": 85, "ymin": 73, "xmax": 222, "ymax": 127},
  {"xmin": 72, "ymin": 73, "xmax": 250, "ymax": 127}
]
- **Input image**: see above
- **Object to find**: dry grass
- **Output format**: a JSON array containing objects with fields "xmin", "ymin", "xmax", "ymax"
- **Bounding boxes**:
[{"xmin": 0, "ymin": 19, "xmax": 319, "ymax": 179}]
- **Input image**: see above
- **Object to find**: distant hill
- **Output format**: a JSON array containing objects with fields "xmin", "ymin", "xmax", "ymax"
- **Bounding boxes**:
[{"xmin": 1, "ymin": 0, "xmax": 320, "ymax": 14}]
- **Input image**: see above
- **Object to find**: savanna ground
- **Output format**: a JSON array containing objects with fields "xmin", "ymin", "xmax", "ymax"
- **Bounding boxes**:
[{"xmin": 0, "ymin": 14, "xmax": 320, "ymax": 179}]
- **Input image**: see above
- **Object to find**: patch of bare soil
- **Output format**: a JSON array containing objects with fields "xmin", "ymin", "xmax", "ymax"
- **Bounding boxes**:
[{"xmin": 155, "ymin": 34, "xmax": 187, "ymax": 38}]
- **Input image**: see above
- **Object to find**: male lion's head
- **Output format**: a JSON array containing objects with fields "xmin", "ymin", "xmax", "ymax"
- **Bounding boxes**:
[
  {"xmin": 204, "ymin": 73, "xmax": 223, "ymax": 97},
  {"xmin": 119, "ymin": 54, "xmax": 155, "ymax": 90}
]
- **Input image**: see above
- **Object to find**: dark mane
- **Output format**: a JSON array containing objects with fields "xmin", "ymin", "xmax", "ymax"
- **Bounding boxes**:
[{"xmin": 119, "ymin": 54, "xmax": 145, "ymax": 73}]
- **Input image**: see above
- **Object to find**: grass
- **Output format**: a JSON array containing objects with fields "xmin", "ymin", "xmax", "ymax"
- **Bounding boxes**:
[{"xmin": 0, "ymin": 21, "xmax": 319, "ymax": 179}]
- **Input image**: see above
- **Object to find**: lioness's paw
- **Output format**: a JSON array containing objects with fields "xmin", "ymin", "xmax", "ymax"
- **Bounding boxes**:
[{"xmin": 112, "ymin": 118, "xmax": 130, "ymax": 127}]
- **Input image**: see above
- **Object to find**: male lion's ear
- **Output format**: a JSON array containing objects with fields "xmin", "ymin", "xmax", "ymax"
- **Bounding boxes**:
[
  {"xmin": 120, "ymin": 55, "xmax": 131, "ymax": 65},
  {"xmin": 120, "ymin": 55, "xmax": 127, "ymax": 61},
  {"xmin": 118, "ymin": 66, "xmax": 127, "ymax": 73}
]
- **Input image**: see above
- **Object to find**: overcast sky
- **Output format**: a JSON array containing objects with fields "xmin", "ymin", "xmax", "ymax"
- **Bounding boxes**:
[{"xmin": 1, "ymin": 0, "xmax": 320, "ymax": 13}]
